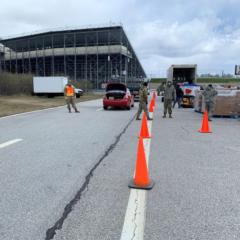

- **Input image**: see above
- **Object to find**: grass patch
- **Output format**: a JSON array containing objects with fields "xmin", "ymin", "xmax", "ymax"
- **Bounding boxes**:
[
  {"xmin": 151, "ymin": 77, "xmax": 240, "ymax": 84},
  {"xmin": 0, "ymin": 93, "xmax": 102, "ymax": 117},
  {"xmin": 197, "ymin": 78, "xmax": 240, "ymax": 83},
  {"xmin": 151, "ymin": 78, "xmax": 167, "ymax": 83},
  {"xmin": 0, "ymin": 73, "xmax": 33, "ymax": 95}
]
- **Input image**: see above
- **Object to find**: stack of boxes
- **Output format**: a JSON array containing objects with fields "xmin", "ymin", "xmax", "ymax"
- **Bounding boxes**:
[{"xmin": 194, "ymin": 89, "xmax": 240, "ymax": 117}]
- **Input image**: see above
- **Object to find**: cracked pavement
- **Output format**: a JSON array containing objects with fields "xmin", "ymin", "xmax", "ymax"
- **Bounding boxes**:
[
  {"xmin": 1, "ymin": 97, "xmax": 240, "ymax": 240},
  {"xmin": 0, "ymin": 99, "xmax": 138, "ymax": 240}
]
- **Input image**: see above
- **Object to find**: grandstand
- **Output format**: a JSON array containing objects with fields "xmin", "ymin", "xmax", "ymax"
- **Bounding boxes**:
[{"xmin": 0, "ymin": 25, "xmax": 146, "ymax": 88}]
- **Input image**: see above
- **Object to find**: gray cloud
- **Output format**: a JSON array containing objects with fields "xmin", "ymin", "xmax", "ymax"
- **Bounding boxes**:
[{"xmin": 1, "ymin": 0, "xmax": 240, "ymax": 76}]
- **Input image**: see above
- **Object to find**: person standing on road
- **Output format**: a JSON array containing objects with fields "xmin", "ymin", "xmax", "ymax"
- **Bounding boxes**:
[
  {"xmin": 163, "ymin": 80, "xmax": 176, "ymax": 118},
  {"xmin": 202, "ymin": 84, "xmax": 217, "ymax": 121},
  {"xmin": 173, "ymin": 84, "xmax": 184, "ymax": 108},
  {"xmin": 136, "ymin": 81, "xmax": 153, "ymax": 120},
  {"xmin": 157, "ymin": 82, "xmax": 166, "ymax": 96},
  {"xmin": 64, "ymin": 82, "xmax": 80, "ymax": 113}
]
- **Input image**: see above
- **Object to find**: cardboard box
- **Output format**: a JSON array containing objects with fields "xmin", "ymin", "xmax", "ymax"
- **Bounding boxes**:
[{"xmin": 195, "ymin": 89, "xmax": 240, "ymax": 116}]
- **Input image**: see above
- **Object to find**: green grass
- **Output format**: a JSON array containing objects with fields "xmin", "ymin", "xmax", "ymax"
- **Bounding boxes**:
[
  {"xmin": 151, "ymin": 78, "xmax": 166, "ymax": 83},
  {"xmin": 151, "ymin": 78, "xmax": 240, "ymax": 84},
  {"xmin": 197, "ymin": 78, "xmax": 240, "ymax": 83}
]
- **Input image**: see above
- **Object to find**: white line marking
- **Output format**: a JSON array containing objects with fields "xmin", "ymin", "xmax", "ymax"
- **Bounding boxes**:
[
  {"xmin": 96, "ymin": 108, "xmax": 103, "ymax": 112},
  {"xmin": 120, "ymin": 112, "xmax": 153, "ymax": 240},
  {"xmin": 0, "ymin": 139, "xmax": 23, "ymax": 149}
]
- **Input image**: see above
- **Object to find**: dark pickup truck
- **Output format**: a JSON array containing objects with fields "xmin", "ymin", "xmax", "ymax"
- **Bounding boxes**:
[{"xmin": 127, "ymin": 82, "xmax": 142, "ymax": 101}]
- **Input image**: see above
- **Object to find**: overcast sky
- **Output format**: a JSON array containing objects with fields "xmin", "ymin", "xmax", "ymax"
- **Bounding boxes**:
[{"xmin": 0, "ymin": 0, "xmax": 239, "ymax": 77}]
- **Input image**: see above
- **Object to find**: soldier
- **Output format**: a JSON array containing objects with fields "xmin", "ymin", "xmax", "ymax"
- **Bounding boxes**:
[
  {"xmin": 202, "ymin": 84, "xmax": 217, "ymax": 121},
  {"xmin": 157, "ymin": 82, "xmax": 166, "ymax": 96},
  {"xmin": 173, "ymin": 84, "xmax": 184, "ymax": 108},
  {"xmin": 64, "ymin": 81, "xmax": 80, "ymax": 113},
  {"xmin": 163, "ymin": 80, "xmax": 176, "ymax": 118},
  {"xmin": 136, "ymin": 81, "xmax": 152, "ymax": 120}
]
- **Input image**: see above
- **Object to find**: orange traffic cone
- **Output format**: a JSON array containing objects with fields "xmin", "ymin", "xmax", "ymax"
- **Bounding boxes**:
[
  {"xmin": 139, "ymin": 113, "xmax": 151, "ymax": 138},
  {"xmin": 199, "ymin": 111, "xmax": 212, "ymax": 133},
  {"xmin": 152, "ymin": 97, "xmax": 156, "ymax": 107},
  {"xmin": 149, "ymin": 99, "xmax": 154, "ymax": 112},
  {"xmin": 153, "ymin": 91, "xmax": 156, "ymax": 100},
  {"xmin": 129, "ymin": 137, "xmax": 154, "ymax": 190}
]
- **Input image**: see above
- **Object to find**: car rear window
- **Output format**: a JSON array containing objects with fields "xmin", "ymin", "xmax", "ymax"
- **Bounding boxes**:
[{"xmin": 106, "ymin": 83, "xmax": 126, "ymax": 92}]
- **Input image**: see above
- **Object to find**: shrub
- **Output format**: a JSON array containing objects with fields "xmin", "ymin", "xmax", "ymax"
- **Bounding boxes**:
[{"xmin": 0, "ymin": 73, "xmax": 33, "ymax": 95}]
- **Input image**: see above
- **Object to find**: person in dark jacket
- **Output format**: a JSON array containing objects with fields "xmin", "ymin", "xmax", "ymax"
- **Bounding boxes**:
[{"xmin": 173, "ymin": 84, "xmax": 184, "ymax": 108}]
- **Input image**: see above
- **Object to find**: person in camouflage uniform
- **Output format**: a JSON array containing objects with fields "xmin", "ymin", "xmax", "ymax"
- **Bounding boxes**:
[
  {"xmin": 163, "ymin": 80, "xmax": 176, "ymax": 118},
  {"xmin": 136, "ymin": 81, "xmax": 152, "ymax": 120},
  {"xmin": 157, "ymin": 82, "xmax": 166, "ymax": 96},
  {"xmin": 202, "ymin": 84, "xmax": 217, "ymax": 121},
  {"xmin": 64, "ymin": 82, "xmax": 80, "ymax": 113}
]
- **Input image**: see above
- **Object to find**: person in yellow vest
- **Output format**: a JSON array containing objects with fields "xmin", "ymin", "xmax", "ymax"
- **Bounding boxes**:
[{"xmin": 64, "ymin": 82, "xmax": 80, "ymax": 113}]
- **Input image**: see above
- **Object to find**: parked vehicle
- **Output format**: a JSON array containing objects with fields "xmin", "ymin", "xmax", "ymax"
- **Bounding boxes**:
[
  {"xmin": 103, "ymin": 83, "xmax": 134, "ymax": 110},
  {"xmin": 33, "ymin": 76, "xmax": 83, "ymax": 98},
  {"xmin": 75, "ymin": 88, "xmax": 84, "ymax": 98},
  {"xmin": 127, "ymin": 81, "xmax": 142, "ymax": 102},
  {"xmin": 180, "ymin": 83, "xmax": 201, "ymax": 107},
  {"xmin": 167, "ymin": 64, "xmax": 199, "ymax": 107}
]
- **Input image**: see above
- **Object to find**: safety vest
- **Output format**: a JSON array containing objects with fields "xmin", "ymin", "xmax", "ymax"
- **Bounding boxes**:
[{"xmin": 66, "ymin": 86, "xmax": 74, "ymax": 97}]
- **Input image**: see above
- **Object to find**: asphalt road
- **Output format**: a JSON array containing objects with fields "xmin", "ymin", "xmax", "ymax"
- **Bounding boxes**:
[
  {"xmin": 145, "ymin": 105, "xmax": 240, "ymax": 240},
  {"xmin": 0, "ymin": 100, "xmax": 138, "ymax": 240},
  {"xmin": 0, "ymin": 97, "xmax": 240, "ymax": 240}
]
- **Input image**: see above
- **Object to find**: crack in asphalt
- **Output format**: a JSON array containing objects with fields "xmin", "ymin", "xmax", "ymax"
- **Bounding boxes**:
[
  {"xmin": 181, "ymin": 126, "xmax": 190, "ymax": 134},
  {"xmin": 45, "ymin": 114, "xmax": 136, "ymax": 240},
  {"xmin": 131, "ymin": 190, "xmax": 139, "ymax": 240}
]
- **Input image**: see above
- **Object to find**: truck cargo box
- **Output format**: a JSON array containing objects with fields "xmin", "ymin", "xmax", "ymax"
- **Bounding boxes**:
[{"xmin": 33, "ymin": 77, "xmax": 68, "ymax": 94}]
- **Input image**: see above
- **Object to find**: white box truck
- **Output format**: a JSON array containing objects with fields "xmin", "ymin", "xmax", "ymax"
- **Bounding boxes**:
[
  {"xmin": 167, "ymin": 64, "xmax": 200, "ymax": 107},
  {"xmin": 167, "ymin": 64, "xmax": 197, "ymax": 84},
  {"xmin": 33, "ymin": 76, "xmax": 68, "ymax": 97}
]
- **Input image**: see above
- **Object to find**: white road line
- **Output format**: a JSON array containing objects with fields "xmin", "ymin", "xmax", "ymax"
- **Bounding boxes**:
[
  {"xmin": 120, "ymin": 112, "xmax": 153, "ymax": 240},
  {"xmin": 0, "ymin": 139, "xmax": 23, "ymax": 149}
]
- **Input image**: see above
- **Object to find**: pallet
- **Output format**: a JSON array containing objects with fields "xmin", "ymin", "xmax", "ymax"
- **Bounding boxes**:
[
  {"xmin": 213, "ymin": 115, "xmax": 239, "ymax": 119},
  {"xmin": 195, "ymin": 110, "xmax": 239, "ymax": 119}
]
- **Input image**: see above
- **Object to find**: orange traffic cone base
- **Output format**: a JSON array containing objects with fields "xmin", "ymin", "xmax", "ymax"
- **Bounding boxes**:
[
  {"xmin": 129, "ymin": 137, "xmax": 154, "ymax": 190},
  {"xmin": 128, "ymin": 179, "xmax": 155, "ymax": 190},
  {"xmin": 198, "ymin": 129, "xmax": 212, "ymax": 133}
]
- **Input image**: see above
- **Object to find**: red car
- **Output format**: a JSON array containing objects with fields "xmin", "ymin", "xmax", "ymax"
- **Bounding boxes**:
[{"xmin": 103, "ymin": 82, "xmax": 134, "ymax": 110}]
